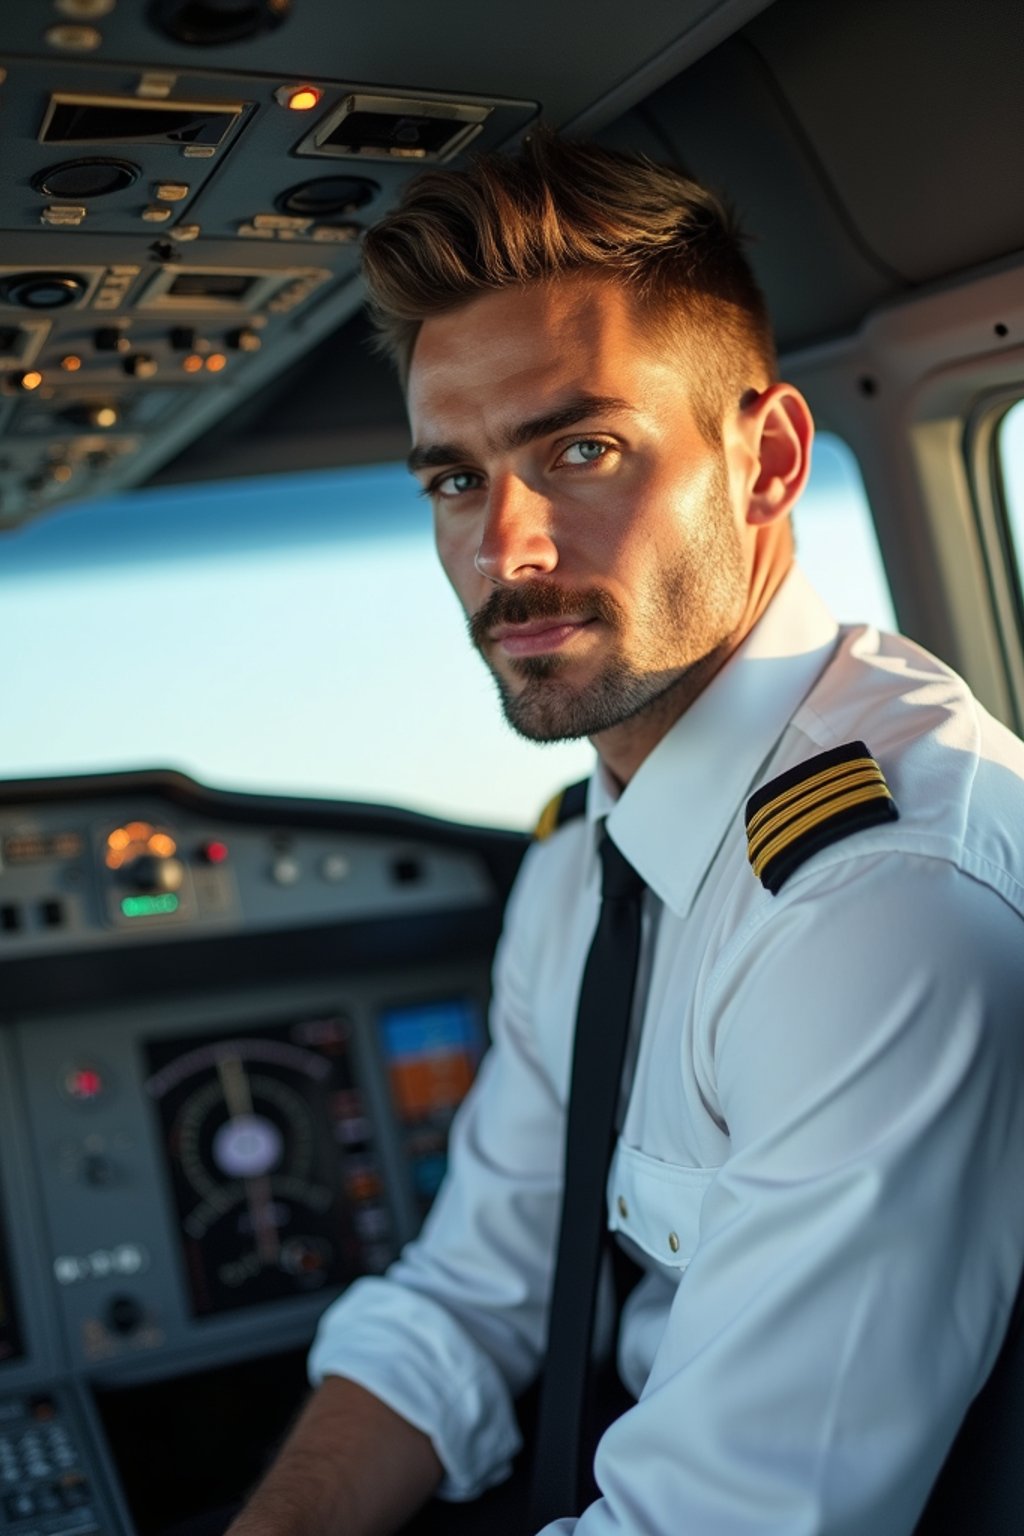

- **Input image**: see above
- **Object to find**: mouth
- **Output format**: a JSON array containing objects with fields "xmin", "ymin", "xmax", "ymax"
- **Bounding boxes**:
[{"xmin": 489, "ymin": 616, "xmax": 596, "ymax": 657}]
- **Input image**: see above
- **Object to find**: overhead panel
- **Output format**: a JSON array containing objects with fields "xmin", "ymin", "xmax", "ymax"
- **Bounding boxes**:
[{"xmin": 0, "ymin": 0, "xmax": 773, "ymax": 527}]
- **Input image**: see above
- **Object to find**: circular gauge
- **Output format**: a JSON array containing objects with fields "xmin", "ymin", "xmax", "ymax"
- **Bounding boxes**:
[
  {"xmin": 149, "ymin": 0, "xmax": 292, "ymax": 46},
  {"xmin": 34, "ymin": 159, "xmax": 140, "ymax": 199},
  {"xmin": 278, "ymin": 176, "xmax": 378, "ymax": 219},
  {"xmin": 0, "ymin": 273, "xmax": 88, "ymax": 310},
  {"xmin": 146, "ymin": 1030, "xmax": 378, "ymax": 1315}
]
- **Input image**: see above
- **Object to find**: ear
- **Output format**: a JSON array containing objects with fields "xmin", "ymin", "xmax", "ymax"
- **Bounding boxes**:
[{"xmin": 742, "ymin": 384, "xmax": 814, "ymax": 527}]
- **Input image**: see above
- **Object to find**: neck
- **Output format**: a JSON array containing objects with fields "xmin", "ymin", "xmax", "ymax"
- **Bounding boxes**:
[{"xmin": 594, "ymin": 532, "xmax": 795, "ymax": 788}]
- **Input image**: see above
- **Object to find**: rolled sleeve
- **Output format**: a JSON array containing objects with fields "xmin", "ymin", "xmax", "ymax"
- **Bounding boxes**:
[{"xmin": 308, "ymin": 1276, "xmax": 521, "ymax": 1499}]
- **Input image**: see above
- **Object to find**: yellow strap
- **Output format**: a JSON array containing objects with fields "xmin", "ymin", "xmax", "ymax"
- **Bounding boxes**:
[
  {"xmin": 748, "ymin": 765, "xmax": 886, "ymax": 862},
  {"xmin": 746, "ymin": 755, "xmax": 880, "ymax": 841},
  {"xmin": 534, "ymin": 792, "xmax": 563, "ymax": 841},
  {"xmin": 752, "ymin": 782, "xmax": 892, "ymax": 880}
]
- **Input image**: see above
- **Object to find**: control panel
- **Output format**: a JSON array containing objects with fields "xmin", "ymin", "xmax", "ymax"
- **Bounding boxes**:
[
  {"xmin": 0, "ymin": 11, "xmax": 537, "ymax": 526},
  {"xmin": 0, "ymin": 768, "xmax": 524, "ymax": 1534},
  {"xmin": 0, "ymin": 779, "xmax": 493, "ymax": 957}
]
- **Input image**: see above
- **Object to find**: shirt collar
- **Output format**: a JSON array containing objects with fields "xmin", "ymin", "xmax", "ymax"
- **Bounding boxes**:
[{"xmin": 587, "ymin": 565, "xmax": 839, "ymax": 917}]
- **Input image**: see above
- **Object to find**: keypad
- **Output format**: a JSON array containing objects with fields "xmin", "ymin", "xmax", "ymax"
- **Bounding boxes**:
[{"xmin": 0, "ymin": 1398, "xmax": 98, "ymax": 1536}]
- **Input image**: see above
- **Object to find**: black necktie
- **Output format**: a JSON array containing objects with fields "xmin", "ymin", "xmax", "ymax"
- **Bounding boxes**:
[{"xmin": 529, "ymin": 829, "xmax": 646, "ymax": 1526}]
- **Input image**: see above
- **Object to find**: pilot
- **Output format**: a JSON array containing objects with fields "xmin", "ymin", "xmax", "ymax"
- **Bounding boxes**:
[{"xmin": 229, "ymin": 132, "xmax": 1024, "ymax": 1535}]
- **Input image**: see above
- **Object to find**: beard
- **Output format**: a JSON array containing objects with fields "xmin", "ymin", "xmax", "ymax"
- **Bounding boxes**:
[{"xmin": 466, "ymin": 460, "xmax": 748, "ymax": 743}]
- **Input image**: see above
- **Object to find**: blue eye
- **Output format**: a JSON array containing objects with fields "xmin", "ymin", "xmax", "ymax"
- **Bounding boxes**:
[
  {"xmin": 434, "ymin": 470, "xmax": 483, "ymax": 497},
  {"xmin": 562, "ymin": 439, "xmax": 609, "ymax": 464}
]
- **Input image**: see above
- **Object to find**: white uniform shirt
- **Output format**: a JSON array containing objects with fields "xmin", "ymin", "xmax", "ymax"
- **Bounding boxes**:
[{"xmin": 310, "ymin": 566, "xmax": 1024, "ymax": 1535}]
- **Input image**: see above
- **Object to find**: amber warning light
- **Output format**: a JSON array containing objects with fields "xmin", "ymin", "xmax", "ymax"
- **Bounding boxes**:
[{"xmin": 276, "ymin": 84, "xmax": 323, "ymax": 112}]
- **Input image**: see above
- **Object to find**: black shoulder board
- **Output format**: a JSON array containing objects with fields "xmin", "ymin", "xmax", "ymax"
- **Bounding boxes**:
[
  {"xmin": 745, "ymin": 740, "xmax": 898, "ymax": 895},
  {"xmin": 533, "ymin": 778, "xmax": 589, "ymax": 841}
]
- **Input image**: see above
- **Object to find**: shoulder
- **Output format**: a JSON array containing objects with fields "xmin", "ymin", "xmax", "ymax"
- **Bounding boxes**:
[
  {"xmin": 532, "ymin": 777, "xmax": 589, "ymax": 842},
  {"xmin": 743, "ymin": 626, "xmax": 1024, "ymax": 911},
  {"xmin": 502, "ymin": 775, "xmax": 593, "ymax": 936}
]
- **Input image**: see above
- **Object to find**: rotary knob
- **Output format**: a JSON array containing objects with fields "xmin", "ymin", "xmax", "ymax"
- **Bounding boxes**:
[{"xmin": 119, "ymin": 852, "xmax": 185, "ymax": 893}]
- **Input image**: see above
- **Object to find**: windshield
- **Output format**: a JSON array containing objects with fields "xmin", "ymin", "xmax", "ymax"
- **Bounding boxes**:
[{"xmin": 0, "ymin": 433, "xmax": 892, "ymax": 829}]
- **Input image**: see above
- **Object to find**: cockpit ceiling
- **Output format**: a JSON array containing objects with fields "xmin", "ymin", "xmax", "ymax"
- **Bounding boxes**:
[{"xmin": 2, "ymin": 0, "xmax": 1023, "ymax": 519}]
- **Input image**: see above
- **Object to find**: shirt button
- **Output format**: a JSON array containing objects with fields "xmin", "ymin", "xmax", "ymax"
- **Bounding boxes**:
[
  {"xmin": 668, "ymin": 1231, "xmax": 680, "ymax": 1254},
  {"xmin": 616, "ymin": 1196, "xmax": 628, "ymax": 1219}
]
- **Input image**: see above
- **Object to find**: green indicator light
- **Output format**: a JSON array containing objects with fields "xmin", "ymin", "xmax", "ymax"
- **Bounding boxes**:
[{"xmin": 121, "ymin": 893, "xmax": 180, "ymax": 918}]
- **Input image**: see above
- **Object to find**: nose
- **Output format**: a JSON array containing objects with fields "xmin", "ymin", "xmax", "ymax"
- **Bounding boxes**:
[{"xmin": 474, "ymin": 472, "xmax": 558, "ymax": 584}]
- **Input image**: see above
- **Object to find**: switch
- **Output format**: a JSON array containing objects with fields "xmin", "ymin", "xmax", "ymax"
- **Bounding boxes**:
[
  {"xmin": 155, "ymin": 182, "xmax": 189, "ymax": 202},
  {"xmin": 41, "ymin": 204, "xmax": 87, "ymax": 226},
  {"xmin": 106, "ymin": 1295, "xmax": 143, "ymax": 1335},
  {"xmin": 227, "ymin": 327, "xmax": 262, "ymax": 352},
  {"xmin": 95, "ymin": 327, "xmax": 130, "ymax": 353},
  {"xmin": 271, "ymin": 856, "xmax": 300, "ymax": 886},
  {"xmin": 123, "ymin": 353, "xmax": 158, "ymax": 379}
]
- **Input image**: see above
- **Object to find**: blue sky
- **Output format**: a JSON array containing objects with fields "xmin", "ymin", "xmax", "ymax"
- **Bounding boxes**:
[{"xmin": 1, "ymin": 434, "xmax": 904, "ymax": 828}]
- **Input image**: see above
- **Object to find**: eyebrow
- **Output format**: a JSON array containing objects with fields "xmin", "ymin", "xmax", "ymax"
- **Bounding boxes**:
[{"xmin": 406, "ymin": 394, "xmax": 637, "ymax": 475}]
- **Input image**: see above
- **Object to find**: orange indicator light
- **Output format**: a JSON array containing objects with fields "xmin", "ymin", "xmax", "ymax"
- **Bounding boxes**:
[
  {"xmin": 278, "ymin": 84, "xmax": 322, "ymax": 111},
  {"xmin": 61, "ymin": 354, "xmax": 82, "ymax": 372},
  {"xmin": 182, "ymin": 353, "xmax": 204, "ymax": 374},
  {"xmin": 19, "ymin": 370, "xmax": 44, "ymax": 391},
  {"xmin": 205, "ymin": 353, "xmax": 227, "ymax": 373}
]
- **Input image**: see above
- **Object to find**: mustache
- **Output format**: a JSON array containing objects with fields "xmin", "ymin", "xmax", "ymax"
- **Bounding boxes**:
[{"xmin": 468, "ymin": 583, "xmax": 623, "ymax": 650}]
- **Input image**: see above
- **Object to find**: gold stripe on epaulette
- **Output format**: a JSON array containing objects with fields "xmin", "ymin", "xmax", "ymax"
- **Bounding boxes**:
[
  {"xmin": 747, "ymin": 762, "xmax": 886, "ymax": 864},
  {"xmin": 746, "ymin": 754, "xmax": 881, "ymax": 842},
  {"xmin": 751, "ymin": 782, "xmax": 894, "ymax": 879},
  {"xmin": 533, "ymin": 791, "xmax": 563, "ymax": 841}
]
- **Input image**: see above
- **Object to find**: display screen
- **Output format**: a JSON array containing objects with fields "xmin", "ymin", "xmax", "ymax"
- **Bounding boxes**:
[
  {"xmin": 378, "ymin": 998, "xmax": 484, "ymax": 1213},
  {"xmin": 0, "ymin": 1211, "xmax": 24, "ymax": 1365},
  {"xmin": 145, "ymin": 1014, "xmax": 395, "ymax": 1319},
  {"xmin": 167, "ymin": 273, "xmax": 256, "ymax": 300}
]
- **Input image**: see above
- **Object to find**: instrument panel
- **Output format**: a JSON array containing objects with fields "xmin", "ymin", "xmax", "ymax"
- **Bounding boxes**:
[{"xmin": 0, "ymin": 769, "xmax": 523, "ymax": 1535}]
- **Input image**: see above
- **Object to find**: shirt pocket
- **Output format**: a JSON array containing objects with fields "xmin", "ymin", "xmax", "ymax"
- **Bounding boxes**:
[{"xmin": 607, "ymin": 1141, "xmax": 718, "ymax": 1271}]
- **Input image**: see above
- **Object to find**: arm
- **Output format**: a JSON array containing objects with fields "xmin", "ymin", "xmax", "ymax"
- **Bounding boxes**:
[
  {"xmin": 559, "ymin": 854, "xmax": 1024, "ymax": 1535},
  {"xmin": 305, "ymin": 839, "xmax": 572, "ymax": 1500},
  {"xmin": 226, "ymin": 1376, "xmax": 442, "ymax": 1536}
]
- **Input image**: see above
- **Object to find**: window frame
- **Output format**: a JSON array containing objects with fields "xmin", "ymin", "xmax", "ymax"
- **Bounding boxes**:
[{"xmin": 964, "ymin": 389, "xmax": 1024, "ymax": 737}]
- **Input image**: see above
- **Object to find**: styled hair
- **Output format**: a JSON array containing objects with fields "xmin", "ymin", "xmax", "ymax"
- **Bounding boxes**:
[{"xmin": 361, "ymin": 128, "xmax": 777, "ymax": 441}]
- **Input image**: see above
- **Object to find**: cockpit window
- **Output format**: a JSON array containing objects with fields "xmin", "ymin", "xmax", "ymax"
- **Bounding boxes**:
[
  {"xmin": 999, "ymin": 398, "xmax": 1024, "ymax": 615},
  {"xmin": 791, "ymin": 432, "xmax": 897, "ymax": 632},
  {"xmin": 0, "ymin": 432, "xmax": 894, "ymax": 829}
]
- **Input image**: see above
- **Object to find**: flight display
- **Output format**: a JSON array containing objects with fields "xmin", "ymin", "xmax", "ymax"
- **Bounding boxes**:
[
  {"xmin": 145, "ymin": 1014, "xmax": 395, "ymax": 1318},
  {"xmin": 378, "ymin": 997, "xmax": 484, "ymax": 1215}
]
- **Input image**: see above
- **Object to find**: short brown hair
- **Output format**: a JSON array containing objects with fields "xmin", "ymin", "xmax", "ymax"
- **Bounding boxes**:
[{"xmin": 361, "ymin": 129, "xmax": 777, "ymax": 441}]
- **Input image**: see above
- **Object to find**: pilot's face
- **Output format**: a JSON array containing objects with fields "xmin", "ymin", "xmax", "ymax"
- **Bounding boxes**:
[{"xmin": 406, "ymin": 273, "xmax": 757, "ymax": 754}]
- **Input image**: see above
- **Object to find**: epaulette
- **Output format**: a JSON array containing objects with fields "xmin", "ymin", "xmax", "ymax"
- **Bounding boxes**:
[
  {"xmin": 533, "ymin": 778, "xmax": 589, "ymax": 841},
  {"xmin": 745, "ymin": 740, "xmax": 898, "ymax": 895}
]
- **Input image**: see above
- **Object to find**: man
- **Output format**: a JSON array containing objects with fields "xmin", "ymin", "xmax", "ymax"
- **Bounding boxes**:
[{"xmin": 231, "ymin": 133, "xmax": 1024, "ymax": 1535}]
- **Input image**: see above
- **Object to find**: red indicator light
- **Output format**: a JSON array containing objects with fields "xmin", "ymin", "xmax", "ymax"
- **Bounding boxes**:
[
  {"xmin": 67, "ymin": 1067, "xmax": 103, "ymax": 1101},
  {"xmin": 202, "ymin": 840, "xmax": 229, "ymax": 865}
]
